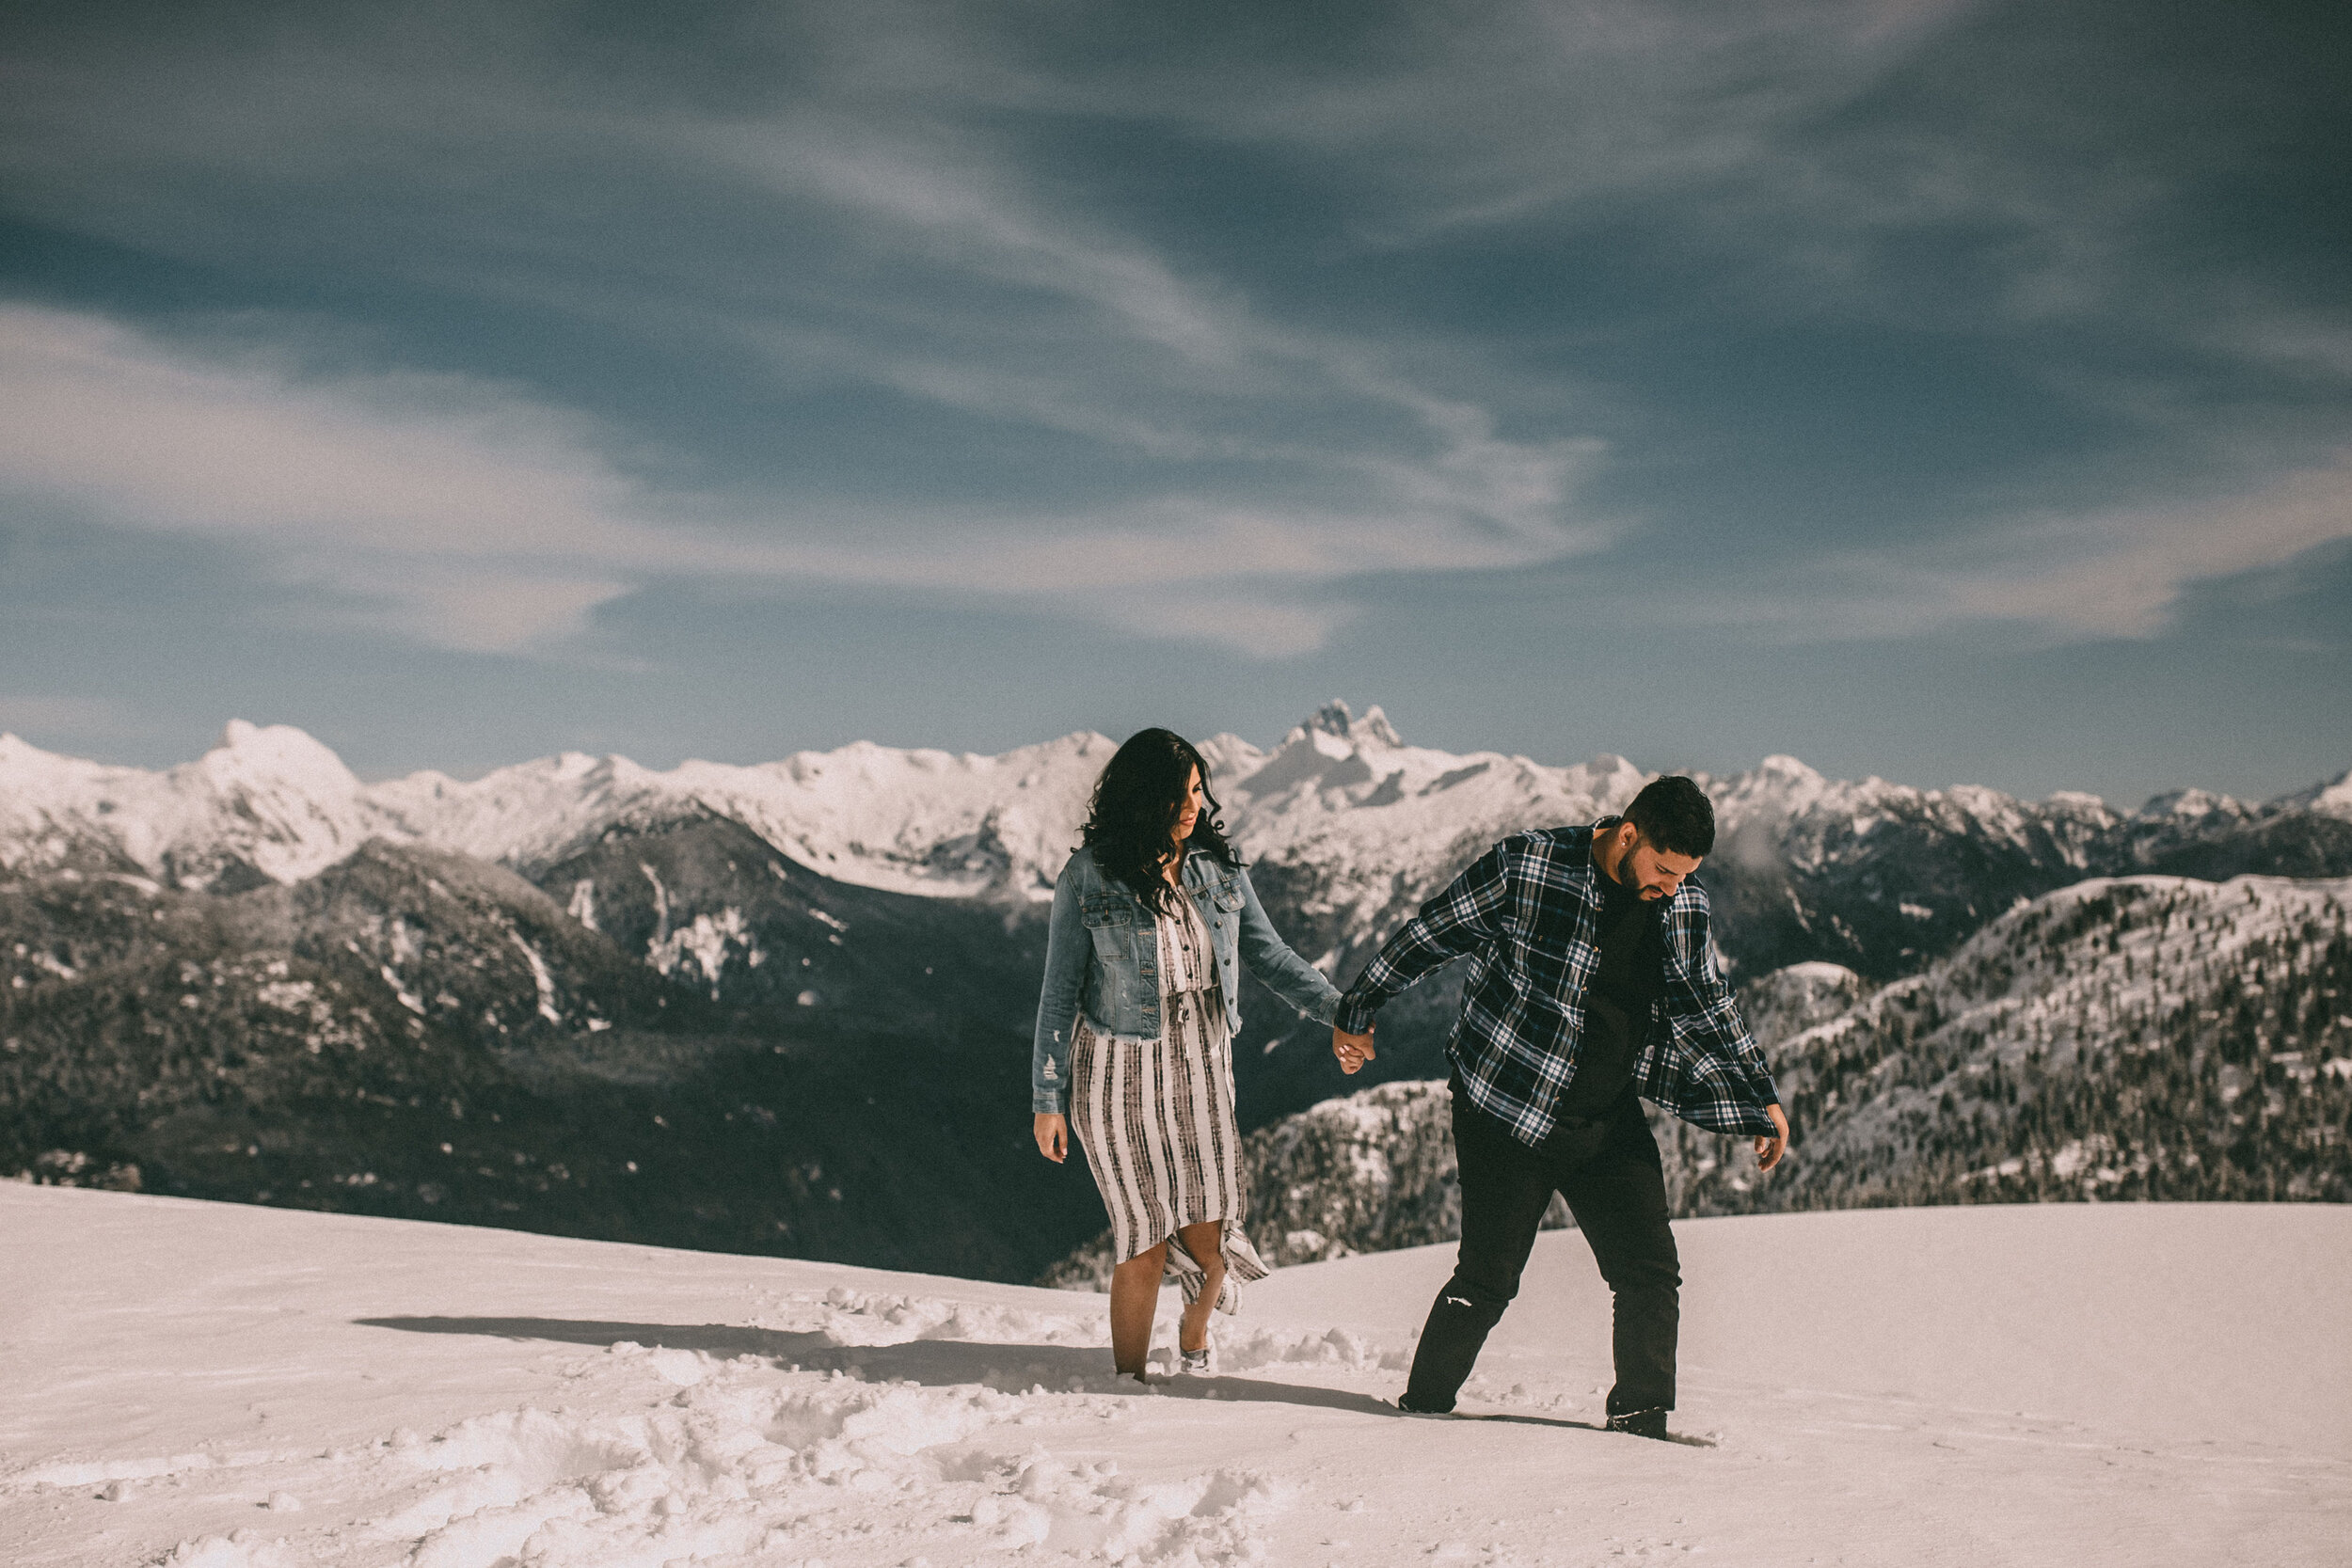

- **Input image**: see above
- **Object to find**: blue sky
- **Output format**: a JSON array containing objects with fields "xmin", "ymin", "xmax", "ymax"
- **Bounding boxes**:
[{"xmin": 1, "ymin": 0, "xmax": 2346, "ymax": 806}]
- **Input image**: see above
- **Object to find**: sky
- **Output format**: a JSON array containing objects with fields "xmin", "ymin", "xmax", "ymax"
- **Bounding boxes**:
[{"xmin": 1, "ymin": 0, "xmax": 2346, "ymax": 808}]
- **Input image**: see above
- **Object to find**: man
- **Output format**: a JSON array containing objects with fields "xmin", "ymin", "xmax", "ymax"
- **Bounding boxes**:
[{"xmin": 1331, "ymin": 775, "xmax": 1788, "ymax": 1438}]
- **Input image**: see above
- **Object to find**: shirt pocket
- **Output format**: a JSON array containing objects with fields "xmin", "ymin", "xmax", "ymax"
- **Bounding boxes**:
[
  {"xmin": 1518, "ymin": 903, "xmax": 1590, "ymax": 994},
  {"xmin": 1210, "ymin": 879, "xmax": 1246, "ymax": 916},
  {"xmin": 1082, "ymin": 895, "xmax": 1138, "ymax": 960},
  {"xmin": 1525, "ymin": 898, "xmax": 1590, "ymax": 950}
]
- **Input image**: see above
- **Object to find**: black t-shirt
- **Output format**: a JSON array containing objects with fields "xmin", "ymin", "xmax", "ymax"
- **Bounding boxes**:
[{"xmin": 1549, "ymin": 849, "xmax": 1664, "ymax": 1125}]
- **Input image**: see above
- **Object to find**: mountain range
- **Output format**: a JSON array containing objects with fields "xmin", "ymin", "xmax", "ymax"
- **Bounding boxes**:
[{"xmin": 5, "ymin": 705, "xmax": 2347, "ymax": 1281}]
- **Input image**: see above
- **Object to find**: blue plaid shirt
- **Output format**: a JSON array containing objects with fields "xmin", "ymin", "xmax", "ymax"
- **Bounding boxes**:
[{"xmin": 1334, "ymin": 821, "xmax": 1781, "ymax": 1146}]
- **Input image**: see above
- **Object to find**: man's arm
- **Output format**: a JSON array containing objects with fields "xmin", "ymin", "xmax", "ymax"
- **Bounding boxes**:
[
  {"xmin": 1664, "ymin": 887, "xmax": 1786, "ymax": 1139},
  {"xmin": 1331, "ymin": 841, "xmax": 1513, "ymax": 1071}
]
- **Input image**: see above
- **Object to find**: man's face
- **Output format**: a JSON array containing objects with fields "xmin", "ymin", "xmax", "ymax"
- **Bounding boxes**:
[{"xmin": 1617, "ymin": 828, "xmax": 1701, "ymax": 900}]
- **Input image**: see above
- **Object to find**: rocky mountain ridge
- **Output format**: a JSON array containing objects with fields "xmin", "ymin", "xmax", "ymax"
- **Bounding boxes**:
[
  {"xmin": 7, "ymin": 706, "xmax": 2347, "ymax": 978},
  {"xmin": 8, "ymin": 707, "xmax": 2348, "ymax": 1282},
  {"xmin": 0, "ymin": 828, "xmax": 1083, "ymax": 1281}
]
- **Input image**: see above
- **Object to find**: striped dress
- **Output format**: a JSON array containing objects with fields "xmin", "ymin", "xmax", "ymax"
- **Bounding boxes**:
[{"xmin": 1069, "ymin": 885, "xmax": 1268, "ymax": 1314}]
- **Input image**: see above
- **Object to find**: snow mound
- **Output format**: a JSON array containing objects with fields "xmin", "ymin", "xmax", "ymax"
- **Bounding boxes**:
[{"xmin": 362, "ymin": 1373, "xmax": 1295, "ymax": 1568}]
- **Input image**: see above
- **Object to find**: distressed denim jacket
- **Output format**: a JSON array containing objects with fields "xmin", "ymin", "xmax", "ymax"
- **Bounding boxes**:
[{"xmin": 1031, "ymin": 846, "xmax": 1342, "ymax": 1114}]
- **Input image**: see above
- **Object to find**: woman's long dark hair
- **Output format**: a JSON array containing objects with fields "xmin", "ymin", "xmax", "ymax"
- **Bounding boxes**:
[{"xmin": 1080, "ymin": 728, "xmax": 1240, "ymax": 911}]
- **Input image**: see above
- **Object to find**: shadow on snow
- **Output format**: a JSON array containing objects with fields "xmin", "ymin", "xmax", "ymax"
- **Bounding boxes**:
[{"xmin": 356, "ymin": 1316, "xmax": 1710, "ymax": 1442}]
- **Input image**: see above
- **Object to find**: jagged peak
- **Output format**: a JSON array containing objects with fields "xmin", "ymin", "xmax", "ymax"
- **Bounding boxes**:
[
  {"xmin": 2042, "ymin": 790, "xmax": 2113, "ymax": 816},
  {"xmin": 1304, "ymin": 700, "xmax": 1354, "ymax": 737},
  {"xmin": 1755, "ymin": 754, "xmax": 1826, "ymax": 783},
  {"xmin": 2273, "ymin": 767, "xmax": 2352, "ymax": 821},
  {"xmin": 1353, "ymin": 705, "xmax": 1403, "ymax": 748},
  {"xmin": 1295, "ymin": 700, "xmax": 1402, "ymax": 751},
  {"xmin": 196, "ymin": 721, "xmax": 361, "ymax": 794},
  {"xmin": 2137, "ymin": 787, "xmax": 2245, "ymax": 821}
]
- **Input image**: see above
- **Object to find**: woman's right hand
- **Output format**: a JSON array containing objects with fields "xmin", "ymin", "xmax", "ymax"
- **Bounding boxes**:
[{"xmin": 1034, "ymin": 1113, "xmax": 1068, "ymax": 1163}]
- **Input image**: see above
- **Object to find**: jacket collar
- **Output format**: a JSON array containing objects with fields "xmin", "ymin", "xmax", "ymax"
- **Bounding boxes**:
[{"xmin": 1089, "ymin": 844, "xmax": 1216, "ymax": 897}]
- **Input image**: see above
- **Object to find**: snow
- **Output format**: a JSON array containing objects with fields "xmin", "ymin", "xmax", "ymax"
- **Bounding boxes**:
[
  {"xmin": 0, "ymin": 721, "xmax": 387, "ymax": 887},
  {"xmin": 2139, "ymin": 787, "xmax": 2249, "ymax": 822},
  {"xmin": 647, "ymin": 908, "xmax": 762, "ymax": 999},
  {"xmin": 1812, "ymin": 873, "xmax": 2348, "ymax": 1091},
  {"xmin": 3, "ymin": 1186, "xmax": 2341, "ymax": 1567},
  {"xmin": 2281, "ymin": 768, "xmax": 2352, "ymax": 822},
  {"xmin": 1774, "ymin": 961, "xmax": 1859, "ymax": 986},
  {"xmin": 507, "ymin": 933, "xmax": 564, "ymax": 1024}
]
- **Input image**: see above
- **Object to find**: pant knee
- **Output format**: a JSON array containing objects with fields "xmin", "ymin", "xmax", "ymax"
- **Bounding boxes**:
[
  {"xmin": 1606, "ymin": 1255, "xmax": 1680, "ymax": 1300},
  {"xmin": 1434, "ymin": 1275, "xmax": 1514, "ymax": 1328},
  {"xmin": 1448, "ymin": 1243, "xmax": 1532, "ymax": 1305}
]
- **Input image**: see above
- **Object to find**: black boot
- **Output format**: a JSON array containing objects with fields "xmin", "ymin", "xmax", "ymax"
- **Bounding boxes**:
[{"xmin": 1605, "ymin": 1407, "xmax": 1669, "ymax": 1440}]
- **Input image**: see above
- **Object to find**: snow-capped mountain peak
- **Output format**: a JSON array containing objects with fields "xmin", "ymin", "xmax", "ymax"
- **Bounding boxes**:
[
  {"xmin": 1707, "ymin": 754, "xmax": 1834, "ymax": 828},
  {"xmin": 2137, "ymin": 787, "xmax": 2249, "ymax": 822},
  {"xmin": 3, "ymin": 712, "xmax": 2345, "ymax": 968},
  {"xmin": 165, "ymin": 720, "xmax": 374, "ymax": 885},
  {"xmin": 2279, "ymin": 767, "xmax": 2352, "ymax": 822},
  {"xmin": 206, "ymin": 718, "xmax": 356, "ymax": 783},
  {"xmin": 0, "ymin": 721, "xmax": 385, "ymax": 887},
  {"xmin": 1295, "ymin": 698, "xmax": 1404, "ymax": 750},
  {"xmin": 1756, "ymin": 753, "xmax": 1823, "ymax": 784}
]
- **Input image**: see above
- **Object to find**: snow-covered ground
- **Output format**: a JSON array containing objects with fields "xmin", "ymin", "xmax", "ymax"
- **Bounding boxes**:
[{"xmin": 2, "ymin": 1186, "xmax": 2344, "ymax": 1568}]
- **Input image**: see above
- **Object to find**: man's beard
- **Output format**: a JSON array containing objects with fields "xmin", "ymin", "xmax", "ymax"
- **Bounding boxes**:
[{"xmin": 1607, "ymin": 836, "xmax": 1667, "ymax": 899}]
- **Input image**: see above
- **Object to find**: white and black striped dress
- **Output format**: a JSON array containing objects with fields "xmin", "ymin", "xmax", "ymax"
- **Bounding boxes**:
[{"xmin": 1069, "ymin": 886, "xmax": 1268, "ymax": 1313}]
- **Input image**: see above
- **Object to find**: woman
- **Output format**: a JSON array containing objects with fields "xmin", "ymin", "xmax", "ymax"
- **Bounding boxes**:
[{"xmin": 1032, "ymin": 728, "xmax": 1342, "ymax": 1381}]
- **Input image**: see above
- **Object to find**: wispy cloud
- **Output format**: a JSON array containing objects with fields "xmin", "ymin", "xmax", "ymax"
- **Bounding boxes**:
[
  {"xmin": 1891, "ymin": 452, "xmax": 2352, "ymax": 639},
  {"xmin": 0, "ymin": 306, "xmax": 662, "ymax": 651},
  {"xmin": 0, "ymin": 303, "xmax": 1608, "ymax": 654},
  {"xmin": 1665, "ymin": 449, "xmax": 2352, "ymax": 643},
  {"xmin": 0, "ymin": 0, "xmax": 2343, "ymax": 784}
]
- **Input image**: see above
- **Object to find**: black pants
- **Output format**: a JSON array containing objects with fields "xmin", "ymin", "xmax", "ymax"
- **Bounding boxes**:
[{"xmin": 1403, "ymin": 1081, "xmax": 1681, "ymax": 1416}]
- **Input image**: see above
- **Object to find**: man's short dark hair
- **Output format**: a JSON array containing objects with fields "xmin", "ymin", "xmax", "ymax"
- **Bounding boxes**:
[{"xmin": 1624, "ymin": 775, "xmax": 1715, "ymax": 859}]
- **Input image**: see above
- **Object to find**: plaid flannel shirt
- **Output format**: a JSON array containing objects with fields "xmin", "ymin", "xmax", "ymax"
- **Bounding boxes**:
[{"xmin": 1334, "ymin": 821, "xmax": 1781, "ymax": 1146}]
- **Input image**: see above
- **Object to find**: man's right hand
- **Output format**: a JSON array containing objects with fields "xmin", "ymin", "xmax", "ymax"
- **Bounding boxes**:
[{"xmin": 1332, "ymin": 1025, "xmax": 1375, "ymax": 1075}]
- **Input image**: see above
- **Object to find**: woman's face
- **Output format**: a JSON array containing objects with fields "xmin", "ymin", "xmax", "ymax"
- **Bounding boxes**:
[{"xmin": 1172, "ymin": 765, "xmax": 1205, "ymax": 844}]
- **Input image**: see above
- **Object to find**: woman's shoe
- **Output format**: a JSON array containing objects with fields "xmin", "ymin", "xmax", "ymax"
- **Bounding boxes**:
[{"xmin": 1177, "ymin": 1343, "xmax": 1216, "ymax": 1376}]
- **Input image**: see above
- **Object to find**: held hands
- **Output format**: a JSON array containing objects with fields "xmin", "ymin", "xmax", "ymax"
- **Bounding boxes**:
[
  {"xmin": 1034, "ymin": 1113, "xmax": 1067, "ymax": 1164},
  {"xmin": 1331, "ymin": 1024, "xmax": 1375, "ymax": 1075},
  {"xmin": 1755, "ymin": 1102, "xmax": 1790, "ymax": 1172}
]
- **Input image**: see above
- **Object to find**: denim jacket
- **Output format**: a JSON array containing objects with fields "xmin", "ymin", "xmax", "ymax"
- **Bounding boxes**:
[{"xmin": 1031, "ymin": 846, "xmax": 1342, "ymax": 1114}]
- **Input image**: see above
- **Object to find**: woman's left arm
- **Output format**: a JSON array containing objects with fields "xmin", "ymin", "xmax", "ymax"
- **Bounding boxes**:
[{"xmin": 1233, "ymin": 867, "xmax": 1343, "ymax": 1024}]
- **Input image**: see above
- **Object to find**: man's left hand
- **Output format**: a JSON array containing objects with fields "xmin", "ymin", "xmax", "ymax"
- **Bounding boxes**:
[{"xmin": 1755, "ymin": 1102, "xmax": 1789, "ymax": 1172}]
